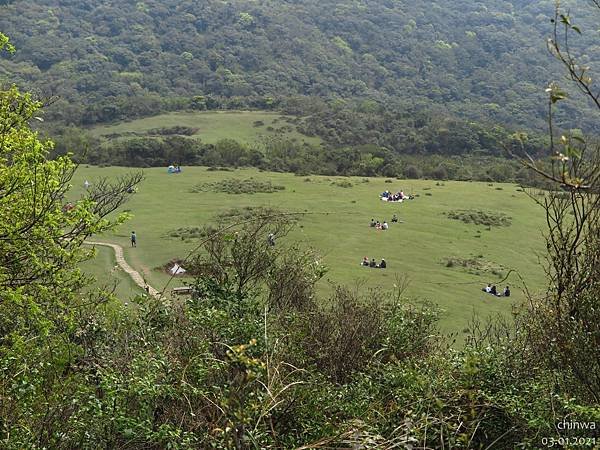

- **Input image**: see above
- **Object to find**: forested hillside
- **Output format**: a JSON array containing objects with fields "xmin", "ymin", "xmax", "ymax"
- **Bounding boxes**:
[{"xmin": 1, "ymin": 0, "xmax": 598, "ymax": 132}]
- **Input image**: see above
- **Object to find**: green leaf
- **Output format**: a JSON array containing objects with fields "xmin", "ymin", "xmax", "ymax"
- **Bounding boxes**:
[
  {"xmin": 550, "ymin": 91, "xmax": 568, "ymax": 104},
  {"xmin": 565, "ymin": 145, "xmax": 582, "ymax": 159}
]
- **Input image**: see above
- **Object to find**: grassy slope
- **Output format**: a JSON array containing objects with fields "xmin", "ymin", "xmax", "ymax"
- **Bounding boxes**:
[
  {"xmin": 73, "ymin": 166, "xmax": 547, "ymax": 337},
  {"xmin": 88, "ymin": 111, "xmax": 322, "ymax": 146}
]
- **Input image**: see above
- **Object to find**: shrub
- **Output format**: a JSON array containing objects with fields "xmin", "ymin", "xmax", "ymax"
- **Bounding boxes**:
[
  {"xmin": 405, "ymin": 165, "xmax": 422, "ymax": 179},
  {"xmin": 191, "ymin": 178, "xmax": 285, "ymax": 194},
  {"xmin": 331, "ymin": 179, "xmax": 353, "ymax": 188},
  {"xmin": 443, "ymin": 255, "xmax": 506, "ymax": 277},
  {"xmin": 283, "ymin": 286, "xmax": 439, "ymax": 384},
  {"xmin": 213, "ymin": 206, "xmax": 293, "ymax": 225},
  {"xmin": 445, "ymin": 209, "xmax": 512, "ymax": 227},
  {"xmin": 189, "ymin": 210, "xmax": 295, "ymax": 295},
  {"xmin": 431, "ymin": 165, "xmax": 448, "ymax": 180},
  {"xmin": 267, "ymin": 246, "xmax": 326, "ymax": 312},
  {"xmin": 147, "ymin": 125, "xmax": 198, "ymax": 135},
  {"xmin": 164, "ymin": 226, "xmax": 205, "ymax": 240}
]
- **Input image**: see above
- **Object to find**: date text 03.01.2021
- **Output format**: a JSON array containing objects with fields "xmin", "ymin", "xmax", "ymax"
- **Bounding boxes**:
[{"xmin": 541, "ymin": 437, "xmax": 597, "ymax": 447}]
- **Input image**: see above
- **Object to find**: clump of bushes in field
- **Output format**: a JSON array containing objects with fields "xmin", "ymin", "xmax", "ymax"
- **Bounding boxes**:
[
  {"xmin": 206, "ymin": 166, "xmax": 234, "ymax": 172},
  {"xmin": 165, "ymin": 208, "xmax": 295, "ymax": 241},
  {"xmin": 445, "ymin": 209, "xmax": 512, "ymax": 227},
  {"xmin": 331, "ymin": 179, "xmax": 353, "ymax": 188},
  {"xmin": 191, "ymin": 178, "xmax": 285, "ymax": 194},
  {"xmin": 213, "ymin": 206, "xmax": 296, "ymax": 224},
  {"xmin": 164, "ymin": 226, "xmax": 206, "ymax": 240},
  {"xmin": 443, "ymin": 255, "xmax": 506, "ymax": 277},
  {"xmin": 147, "ymin": 125, "xmax": 199, "ymax": 136}
]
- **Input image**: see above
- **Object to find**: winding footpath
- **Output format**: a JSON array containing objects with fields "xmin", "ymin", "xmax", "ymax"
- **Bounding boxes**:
[{"xmin": 85, "ymin": 241, "xmax": 161, "ymax": 298}]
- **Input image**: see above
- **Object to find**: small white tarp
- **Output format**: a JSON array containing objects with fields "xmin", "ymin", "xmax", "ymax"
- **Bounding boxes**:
[{"xmin": 170, "ymin": 263, "xmax": 186, "ymax": 275}]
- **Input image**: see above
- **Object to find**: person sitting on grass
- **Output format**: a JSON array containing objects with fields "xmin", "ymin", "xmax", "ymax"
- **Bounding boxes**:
[
  {"xmin": 382, "ymin": 221, "xmax": 389, "ymax": 230},
  {"xmin": 376, "ymin": 221, "xmax": 381, "ymax": 229},
  {"xmin": 362, "ymin": 256, "xmax": 369, "ymax": 266},
  {"xmin": 482, "ymin": 283, "xmax": 492, "ymax": 293},
  {"xmin": 490, "ymin": 285, "xmax": 498, "ymax": 296},
  {"xmin": 380, "ymin": 258, "xmax": 387, "ymax": 269},
  {"xmin": 370, "ymin": 218, "xmax": 376, "ymax": 227},
  {"xmin": 370, "ymin": 258, "xmax": 377, "ymax": 268},
  {"xmin": 503, "ymin": 286, "xmax": 511, "ymax": 297},
  {"xmin": 392, "ymin": 214, "xmax": 398, "ymax": 223}
]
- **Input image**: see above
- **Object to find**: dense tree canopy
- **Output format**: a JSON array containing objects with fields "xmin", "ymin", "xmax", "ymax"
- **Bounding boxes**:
[{"xmin": 1, "ymin": 0, "xmax": 599, "ymax": 132}]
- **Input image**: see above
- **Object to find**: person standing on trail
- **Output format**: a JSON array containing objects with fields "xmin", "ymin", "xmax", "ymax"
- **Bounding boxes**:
[{"xmin": 131, "ymin": 231, "xmax": 137, "ymax": 247}]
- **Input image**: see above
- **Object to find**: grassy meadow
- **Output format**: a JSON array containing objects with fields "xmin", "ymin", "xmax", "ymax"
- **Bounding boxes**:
[
  {"xmin": 79, "ymin": 245, "xmax": 143, "ymax": 300},
  {"xmin": 72, "ymin": 166, "xmax": 548, "ymax": 337},
  {"xmin": 88, "ymin": 110, "xmax": 322, "ymax": 146}
]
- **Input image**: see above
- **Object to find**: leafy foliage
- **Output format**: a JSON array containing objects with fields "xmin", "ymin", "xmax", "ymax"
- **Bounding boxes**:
[
  {"xmin": 1, "ymin": 0, "xmax": 600, "ymax": 134},
  {"xmin": 191, "ymin": 178, "xmax": 285, "ymax": 194},
  {"xmin": 445, "ymin": 209, "xmax": 512, "ymax": 227},
  {"xmin": 0, "ymin": 84, "xmax": 141, "ymax": 448},
  {"xmin": 443, "ymin": 255, "xmax": 507, "ymax": 278}
]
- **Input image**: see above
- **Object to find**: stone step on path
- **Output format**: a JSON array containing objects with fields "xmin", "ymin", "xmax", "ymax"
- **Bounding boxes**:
[{"xmin": 85, "ymin": 241, "xmax": 161, "ymax": 298}]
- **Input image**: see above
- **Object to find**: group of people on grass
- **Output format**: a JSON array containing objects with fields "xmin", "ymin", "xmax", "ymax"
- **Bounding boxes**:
[
  {"xmin": 370, "ymin": 214, "xmax": 399, "ymax": 230},
  {"xmin": 381, "ymin": 190, "xmax": 413, "ymax": 202},
  {"xmin": 482, "ymin": 284, "xmax": 510, "ymax": 297},
  {"xmin": 116, "ymin": 184, "xmax": 521, "ymax": 305},
  {"xmin": 362, "ymin": 257, "xmax": 386, "ymax": 269},
  {"xmin": 167, "ymin": 164, "xmax": 183, "ymax": 174}
]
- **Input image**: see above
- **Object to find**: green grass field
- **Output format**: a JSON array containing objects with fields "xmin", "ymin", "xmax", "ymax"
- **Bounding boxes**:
[
  {"xmin": 79, "ymin": 245, "xmax": 143, "ymax": 300},
  {"xmin": 73, "ymin": 166, "xmax": 548, "ymax": 337},
  {"xmin": 88, "ymin": 111, "xmax": 322, "ymax": 146}
]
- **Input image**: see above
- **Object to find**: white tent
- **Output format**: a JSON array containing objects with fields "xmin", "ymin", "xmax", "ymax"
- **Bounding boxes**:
[{"xmin": 170, "ymin": 263, "xmax": 186, "ymax": 275}]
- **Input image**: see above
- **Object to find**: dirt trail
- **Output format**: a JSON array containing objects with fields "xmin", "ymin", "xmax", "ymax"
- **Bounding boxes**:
[{"xmin": 85, "ymin": 241, "xmax": 160, "ymax": 297}]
